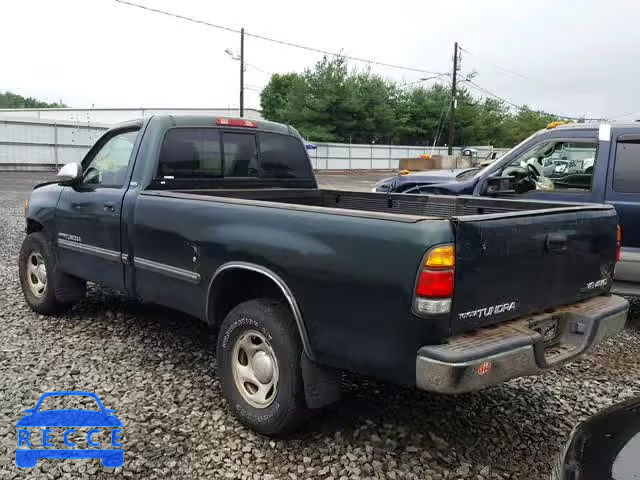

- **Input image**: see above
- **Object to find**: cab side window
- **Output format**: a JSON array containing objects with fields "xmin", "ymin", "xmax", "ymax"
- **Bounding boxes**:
[
  {"xmin": 501, "ymin": 140, "xmax": 597, "ymax": 193},
  {"xmin": 613, "ymin": 141, "xmax": 640, "ymax": 193},
  {"xmin": 82, "ymin": 130, "xmax": 138, "ymax": 187}
]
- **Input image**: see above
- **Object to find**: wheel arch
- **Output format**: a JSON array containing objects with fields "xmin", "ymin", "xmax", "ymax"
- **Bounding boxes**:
[
  {"xmin": 206, "ymin": 262, "xmax": 314, "ymax": 360},
  {"xmin": 26, "ymin": 218, "xmax": 45, "ymax": 235}
]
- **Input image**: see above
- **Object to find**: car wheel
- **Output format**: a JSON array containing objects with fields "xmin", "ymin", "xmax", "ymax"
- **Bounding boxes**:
[
  {"xmin": 18, "ymin": 232, "xmax": 75, "ymax": 314},
  {"xmin": 216, "ymin": 298, "xmax": 309, "ymax": 435}
]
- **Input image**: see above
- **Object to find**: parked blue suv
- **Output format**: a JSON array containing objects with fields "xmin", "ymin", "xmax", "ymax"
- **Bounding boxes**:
[{"xmin": 376, "ymin": 123, "xmax": 640, "ymax": 295}]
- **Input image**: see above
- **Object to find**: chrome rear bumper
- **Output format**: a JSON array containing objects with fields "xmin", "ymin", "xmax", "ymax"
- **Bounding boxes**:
[{"xmin": 416, "ymin": 295, "xmax": 628, "ymax": 394}]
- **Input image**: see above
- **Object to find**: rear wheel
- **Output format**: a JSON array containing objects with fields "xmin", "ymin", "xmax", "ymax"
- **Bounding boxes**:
[
  {"xmin": 216, "ymin": 298, "xmax": 309, "ymax": 435},
  {"xmin": 19, "ymin": 232, "xmax": 76, "ymax": 314}
]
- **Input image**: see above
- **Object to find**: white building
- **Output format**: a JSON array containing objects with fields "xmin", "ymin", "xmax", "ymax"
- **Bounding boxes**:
[{"xmin": 0, "ymin": 107, "xmax": 263, "ymax": 125}]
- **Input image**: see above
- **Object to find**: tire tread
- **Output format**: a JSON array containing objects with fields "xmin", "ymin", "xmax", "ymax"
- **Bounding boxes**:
[{"xmin": 216, "ymin": 297, "xmax": 309, "ymax": 435}]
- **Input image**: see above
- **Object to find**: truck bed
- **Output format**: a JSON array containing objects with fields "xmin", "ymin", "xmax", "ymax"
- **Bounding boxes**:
[
  {"xmin": 147, "ymin": 186, "xmax": 618, "ymax": 336},
  {"xmin": 164, "ymin": 188, "xmax": 594, "ymax": 220}
]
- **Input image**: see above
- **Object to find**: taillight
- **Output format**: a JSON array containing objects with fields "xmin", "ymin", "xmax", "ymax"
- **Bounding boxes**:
[
  {"xmin": 616, "ymin": 225, "xmax": 622, "ymax": 262},
  {"xmin": 216, "ymin": 117, "xmax": 257, "ymax": 128},
  {"xmin": 416, "ymin": 270, "xmax": 454, "ymax": 297},
  {"xmin": 414, "ymin": 244, "xmax": 455, "ymax": 316},
  {"xmin": 424, "ymin": 245, "xmax": 455, "ymax": 268}
]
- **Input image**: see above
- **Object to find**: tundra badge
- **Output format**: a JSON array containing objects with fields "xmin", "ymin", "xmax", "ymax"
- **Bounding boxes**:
[{"xmin": 458, "ymin": 301, "xmax": 517, "ymax": 320}]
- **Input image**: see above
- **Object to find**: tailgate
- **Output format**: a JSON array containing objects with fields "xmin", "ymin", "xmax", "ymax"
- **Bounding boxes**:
[{"xmin": 451, "ymin": 205, "xmax": 618, "ymax": 334}]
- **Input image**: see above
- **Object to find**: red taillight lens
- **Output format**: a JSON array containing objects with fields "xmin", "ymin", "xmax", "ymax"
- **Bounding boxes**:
[
  {"xmin": 414, "ymin": 244, "xmax": 455, "ymax": 315},
  {"xmin": 216, "ymin": 117, "xmax": 257, "ymax": 128},
  {"xmin": 416, "ymin": 269, "xmax": 454, "ymax": 297},
  {"xmin": 616, "ymin": 225, "xmax": 622, "ymax": 262}
]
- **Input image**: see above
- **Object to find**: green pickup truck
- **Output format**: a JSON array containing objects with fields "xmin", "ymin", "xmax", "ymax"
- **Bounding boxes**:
[{"xmin": 19, "ymin": 115, "xmax": 627, "ymax": 434}]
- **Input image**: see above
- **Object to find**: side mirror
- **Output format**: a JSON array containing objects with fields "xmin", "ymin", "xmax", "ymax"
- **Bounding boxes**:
[
  {"xmin": 57, "ymin": 163, "xmax": 82, "ymax": 185},
  {"xmin": 481, "ymin": 176, "xmax": 516, "ymax": 195}
]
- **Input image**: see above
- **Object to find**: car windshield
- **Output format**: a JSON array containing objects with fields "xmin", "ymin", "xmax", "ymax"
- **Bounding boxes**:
[
  {"xmin": 469, "ymin": 131, "xmax": 541, "ymax": 179},
  {"xmin": 37, "ymin": 395, "xmax": 101, "ymax": 412}
]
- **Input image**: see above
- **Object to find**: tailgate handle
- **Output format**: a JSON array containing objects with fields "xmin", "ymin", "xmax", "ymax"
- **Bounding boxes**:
[{"xmin": 546, "ymin": 233, "xmax": 568, "ymax": 253}]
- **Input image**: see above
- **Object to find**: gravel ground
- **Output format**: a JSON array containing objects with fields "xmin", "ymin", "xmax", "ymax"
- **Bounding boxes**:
[{"xmin": 1, "ymin": 171, "xmax": 639, "ymax": 479}]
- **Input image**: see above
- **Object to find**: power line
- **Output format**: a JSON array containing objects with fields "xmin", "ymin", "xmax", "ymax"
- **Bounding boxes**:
[
  {"xmin": 399, "ymin": 73, "xmax": 449, "ymax": 89},
  {"xmin": 607, "ymin": 111, "xmax": 640, "ymax": 121},
  {"xmin": 447, "ymin": 42, "xmax": 459, "ymax": 155},
  {"xmin": 458, "ymin": 46, "xmax": 527, "ymax": 79},
  {"xmin": 246, "ymin": 63, "xmax": 271, "ymax": 76},
  {"xmin": 458, "ymin": 50, "xmax": 611, "ymax": 120},
  {"xmin": 461, "ymin": 79, "xmax": 594, "ymax": 121},
  {"xmin": 114, "ymin": 0, "xmax": 448, "ymax": 76},
  {"xmin": 434, "ymin": 95, "xmax": 450, "ymax": 146},
  {"xmin": 462, "ymin": 79, "xmax": 526, "ymax": 110}
]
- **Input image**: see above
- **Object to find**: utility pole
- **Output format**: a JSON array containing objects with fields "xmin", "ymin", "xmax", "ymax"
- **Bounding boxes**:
[
  {"xmin": 447, "ymin": 41, "xmax": 459, "ymax": 156},
  {"xmin": 240, "ymin": 28, "xmax": 245, "ymax": 117}
]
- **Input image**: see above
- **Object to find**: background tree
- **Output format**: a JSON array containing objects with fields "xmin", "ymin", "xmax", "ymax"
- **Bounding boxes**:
[
  {"xmin": 0, "ymin": 91, "xmax": 66, "ymax": 108},
  {"xmin": 259, "ymin": 73, "xmax": 302, "ymax": 124},
  {"xmin": 501, "ymin": 107, "xmax": 557, "ymax": 146},
  {"xmin": 394, "ymin": 84, "xmax": 450, "ymax": 146},
  {"xmin": 260, "ymin": 56, "xmax": 563, "ymax": 148}
]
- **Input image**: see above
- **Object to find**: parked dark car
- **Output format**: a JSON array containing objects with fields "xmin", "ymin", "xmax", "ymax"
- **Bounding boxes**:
[
  {"xmin": 555, "ymin": 396, "xmax": 640, "ymax": 479},
  {"xmin": 378, "ymin": 123, "xmax": 640, "ymax": 296},
  {"xmin": 19, "ymin": 115, "xmax": 627, "ymax": 435},
  {"xmin": 372, "ymin": 167, "xmax": 480, "ymax": 192}
]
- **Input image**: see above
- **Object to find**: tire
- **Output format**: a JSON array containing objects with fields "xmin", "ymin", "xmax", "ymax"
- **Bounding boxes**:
[
  {"xmin": 216, "ymin": 298, "xmax": 309, "ymax": 435},
  {"xmin": 18, "ymin": 231, "xmax": 75, "ymax": 314}
]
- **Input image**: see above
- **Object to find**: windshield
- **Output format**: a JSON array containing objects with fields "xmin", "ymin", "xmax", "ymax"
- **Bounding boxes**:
[{"xmin": 470, "ymin": 131, "xmax": 541, "ymax": 178}]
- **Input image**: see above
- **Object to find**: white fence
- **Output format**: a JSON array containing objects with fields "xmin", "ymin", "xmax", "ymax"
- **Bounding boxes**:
[
  {"xmin": 0, "ymin": 117, "xmax": 107, "ymax": 170},
  {"xmin": 0, "ymin": 116, "xmax": 507, "ymax": 171},
  {"xmin": 308, "ymin": 143, "xmax": 469, "ymax": 170},
  {"xmin": 0, "ymin": 107, "xmax": 263, "ymax": 125}
]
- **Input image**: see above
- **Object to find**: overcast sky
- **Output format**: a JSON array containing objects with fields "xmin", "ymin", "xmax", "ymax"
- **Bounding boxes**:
[{"xmin": 3, "ymin": 0, "xmax": 640, "ymax": 120}]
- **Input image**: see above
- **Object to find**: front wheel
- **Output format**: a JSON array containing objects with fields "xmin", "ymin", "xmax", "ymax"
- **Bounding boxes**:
[
  {"xmin": 216, "ymin": 298, "xmax": 309, "ymax": 435},
  {"xmin": 19, "ymin": 232, "xmax": 75, "ymax": 314}
]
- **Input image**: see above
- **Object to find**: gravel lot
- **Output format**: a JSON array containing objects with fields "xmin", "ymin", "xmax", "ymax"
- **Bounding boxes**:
[{"xmin": 1, "ymin": 171, "xmax": 639, "ymax": 479}]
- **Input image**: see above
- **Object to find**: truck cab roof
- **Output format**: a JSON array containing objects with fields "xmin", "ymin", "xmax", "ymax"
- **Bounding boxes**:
[
  {"xmin": 112, "ymin": 115, "xmax": 298, "ymax": 137},
  {"xmin": 552, "ymin": 121, "xmax": 640, "ymax": 132}
]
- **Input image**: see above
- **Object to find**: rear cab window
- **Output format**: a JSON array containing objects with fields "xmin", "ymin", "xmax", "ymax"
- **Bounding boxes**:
[
  {"xmin": 258, "ymin": 133, "xmax": 313, "ymax": 179},
  {"xmin": 155, "ymin": 128, "xmax": 312, "ymax": 182},
  {"xmin": 223, "ymin": 133, "xmax": 259, "ymax": 177},
  {"xmin": 157, "ymin": 128, "xmax": 222, "ymax": 178}
]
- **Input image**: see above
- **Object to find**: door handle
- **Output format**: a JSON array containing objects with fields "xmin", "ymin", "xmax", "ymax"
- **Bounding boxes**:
[
  {"xmin": 546, "ymin": 233, "xmax": 568, "ymax": 253},
  {"xmin": 103, "ymin": 201, "xmax": 116, "ymax": 212}
]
